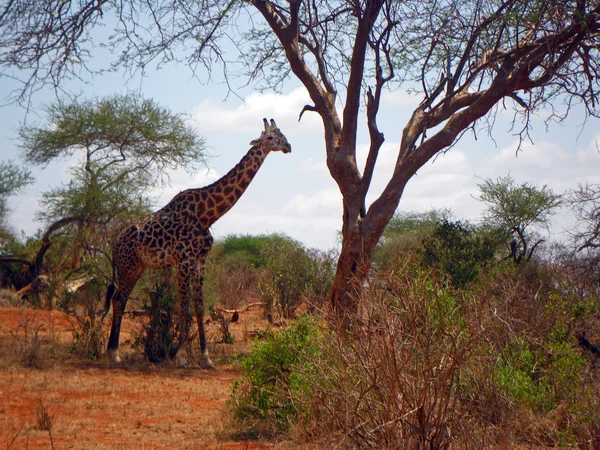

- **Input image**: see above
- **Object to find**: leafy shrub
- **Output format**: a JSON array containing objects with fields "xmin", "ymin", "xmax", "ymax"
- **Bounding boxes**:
[
  {"xmin": 229, "ymin": 315, "xmax": 321, "ymax": 437},
  {"xmin": 420, "ymin": 219, "xmax": 499, "ymax": 288},
  {"xmin": 257, "ymin": 234, "xmax": 321, "ymax": 319},
  {"xmin": 373, "ymin": 209, "xmax": 449, "ymax": 271},
  {"xmin": 205, "ymin": 241, "xmax": 258, "ymax": 312}
]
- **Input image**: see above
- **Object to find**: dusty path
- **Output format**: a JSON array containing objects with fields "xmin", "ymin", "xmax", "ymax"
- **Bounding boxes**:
[{"xmin": 0, "ymin": 305, "xmax": 286, "ymax": 449}]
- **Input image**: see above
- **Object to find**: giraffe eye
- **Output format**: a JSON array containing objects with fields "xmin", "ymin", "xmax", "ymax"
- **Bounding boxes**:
[{"xmin": 267, "ymin": 136, "xmax": 273, "ymax": 140}]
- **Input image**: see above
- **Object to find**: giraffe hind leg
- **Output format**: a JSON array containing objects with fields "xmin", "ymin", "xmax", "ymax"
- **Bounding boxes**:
[
  {"xmin": 106, "ymin": 274, "xmax": 140, "ymax": 364},
  {"xmin": 174, "ymin": 266, "xmax": 192, "ymax": 368},
  {"xmin": 192, "ymin": 263, "xmax": 214, "ymax": 370},
  {"xmin": 101, "ymin": 283, "xmax": 117, "ymax": 320}
]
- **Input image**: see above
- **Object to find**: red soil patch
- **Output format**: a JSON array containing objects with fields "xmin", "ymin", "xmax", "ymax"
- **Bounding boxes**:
[{"xmin": 0, "ymin": 304, "xmax": 292, "ymax": 449}]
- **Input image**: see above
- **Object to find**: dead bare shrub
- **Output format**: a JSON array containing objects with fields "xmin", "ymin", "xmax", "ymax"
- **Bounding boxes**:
[
  {"xmin": 9, "ymin": 308, "xmax": 44, "ymax": 368},
  {"xmin": 210, "ymin": 264, "xmax": 257, "ymax": 311},
  {"xmin": 35, "ymin": 398, "xmax": 56, "ymax": 449},
  {"xmin": 305, "ymin": 272, "xmax": 476, "ymax": 449},
  {"xmin": 57, "ymin": 273, "xmax": 107, "ymax": 360},
  {"xmin": 35, "ymin": 398, "xmax": 54, "ymax": 431}
]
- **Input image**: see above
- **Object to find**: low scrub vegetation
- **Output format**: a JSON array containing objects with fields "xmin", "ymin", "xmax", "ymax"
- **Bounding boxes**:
[{"xmin": 229, "ymin": 214, "xmax": 600, "ymax": 449}]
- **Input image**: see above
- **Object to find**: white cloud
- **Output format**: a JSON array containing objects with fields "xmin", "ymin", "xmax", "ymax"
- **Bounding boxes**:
[
  {"xmin": 380, "ymin": 90, "xmax": 422, "ymax": 108},
  {"xmin": 190, "ymin": 87, "xmax": 322, "ymax": 136},
  {"xmin": 283, "ymin": 188, "xmax": 342, "ymax": 216},
  {"xmin": 297, "ymin": 157, "xmax": 328, "ymax": 174}
]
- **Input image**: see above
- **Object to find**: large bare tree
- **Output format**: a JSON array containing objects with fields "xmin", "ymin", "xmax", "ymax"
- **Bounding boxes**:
[{"xmin": 2, "ymin": 0, "xmax": 600, "ymax": 318}]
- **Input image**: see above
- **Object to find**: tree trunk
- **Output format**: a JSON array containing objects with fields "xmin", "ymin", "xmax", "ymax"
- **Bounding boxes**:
[
  {"xmin": 328, "ymin": 205, "xmax": 392, "ymax": 322},
  {"xmin": 329, "ymin": 233, "xmax": 368, "ymax": 317}
]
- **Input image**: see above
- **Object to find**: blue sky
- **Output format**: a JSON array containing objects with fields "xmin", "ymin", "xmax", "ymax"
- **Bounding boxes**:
[{"xmin": 1, "ymin": 49, "xmax": 600, "ymax": 250}]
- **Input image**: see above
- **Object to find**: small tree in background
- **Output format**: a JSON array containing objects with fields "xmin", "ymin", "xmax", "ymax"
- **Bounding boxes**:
[
  {"xmin": 478, "ymin": 175, "xmax": 563, "ymax": 264},
  {"xmin": 568, "ymin": 182, "xmax": 600, "ymax": 283},
  {"xmin": 258, "ymin": 234, "xmax": 318, "ymax": 319}
]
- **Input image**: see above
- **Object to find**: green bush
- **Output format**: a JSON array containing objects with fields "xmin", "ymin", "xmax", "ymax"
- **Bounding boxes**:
[
  {"xmin": 229, "ymin": 315, "xmax": 321, "ymax": 437},
  {"xmin": 495, "ymin": 340, "xmax": 587, "ymax": 416},
  {"xmin": 257, "ymin": 234, "xmax": 318, "ymax": 318},
  {"xmin": 420, "ymin": 219, "xmax": 499, "ymax": 288}
]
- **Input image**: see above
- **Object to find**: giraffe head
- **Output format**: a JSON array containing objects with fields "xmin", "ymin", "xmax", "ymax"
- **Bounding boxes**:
[{"xmin": 249, "ymin": 118, "xmax": 292, "ymax": 154}]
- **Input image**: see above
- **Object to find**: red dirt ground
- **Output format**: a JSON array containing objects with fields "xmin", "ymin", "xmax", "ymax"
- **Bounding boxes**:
[{"xmin": 0, "ymin": 303, "xmax": 292, "ymax": 449}]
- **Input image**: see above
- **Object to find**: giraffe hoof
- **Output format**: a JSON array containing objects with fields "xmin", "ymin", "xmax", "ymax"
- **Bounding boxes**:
[
  {"xmin": 176, "ymin": 359, "xmax": 189, "ymax": 369},
  {"xmin": 200, "ymin": 356, "xmax": 216, "ymax": 370},
  {"xmin": 107, "ymin": 349, "xmax": 122, "ymax": 364}
]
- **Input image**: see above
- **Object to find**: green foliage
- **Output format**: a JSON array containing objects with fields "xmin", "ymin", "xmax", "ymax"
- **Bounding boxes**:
[
  {"xmin": 229, "ymin": 315, "xmax": 321, "ymax": 437},
  {"xmin": 19, "ymin": 92, "xmax": 205, "ymax": 170},
  {"xmin": 495, "ymin": 340, "xmax": 586, "ymax": 414},
  {"xmin": 0, "ymin": 160, "xmax": 34, "ymax": 224},
  {"xmin": 257, "ymin": 234, "xmax": 320, "ymax": 318},
  {"xmin": 420, "ymin": 219, "xmax": 499, "ymax": 288},
  {"xmin": 218, "ymin": 234, "xmax": 275, "ymax": 269},
  {"xmin": 376, "ymin": 210, "xmax": 502, "ymax": 288}
]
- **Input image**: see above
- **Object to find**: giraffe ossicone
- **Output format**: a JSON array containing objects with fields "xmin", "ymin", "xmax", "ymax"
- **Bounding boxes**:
[{"xmin": 102, "ymin": 118, "xmax": 291, "ymax": 368}]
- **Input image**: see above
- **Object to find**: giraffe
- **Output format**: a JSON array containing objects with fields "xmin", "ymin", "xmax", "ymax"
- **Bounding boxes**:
[{"xmin": 102, "ymin": 118, "xmax": 291, "ymax": 368}]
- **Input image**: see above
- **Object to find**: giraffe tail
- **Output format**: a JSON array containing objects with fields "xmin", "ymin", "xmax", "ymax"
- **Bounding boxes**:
[{"xmin": 101, "ymin": 283, "xmax": 116, "ymax": 321}]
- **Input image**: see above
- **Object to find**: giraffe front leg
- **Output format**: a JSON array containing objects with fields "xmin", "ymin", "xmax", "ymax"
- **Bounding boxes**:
[
  {"xmin": 193, "ymin": 264, "xmax": 215, "ymax": 370},
  {"xmin": 175, "ymin": 268, "xmax": 192, "ymax": 369}
]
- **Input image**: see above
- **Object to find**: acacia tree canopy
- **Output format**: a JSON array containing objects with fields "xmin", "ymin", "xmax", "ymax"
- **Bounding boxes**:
[
  {"xmin": 19, "ymin": 92, "xmax": 206, "ymax": 225},
  {"xmin": 478, "ymin": 175, "xmax": 563, "ymax": 263},
  {"xmin": 13, "ymin": 92, "xmax": 206, "ymax": 279},
  {"xmin": 1, "ymin": 0, "xmax": 599, "ymax": 317}
]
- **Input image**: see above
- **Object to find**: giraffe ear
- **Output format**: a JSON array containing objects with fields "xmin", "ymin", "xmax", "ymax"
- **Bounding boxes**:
[
  {"xmin": 263, "ymin": 118, "xmax": 269, "ymax": 130},
  {"xmin": 249, "ymin": 138, "xmax": 260, "ymax": 146}
]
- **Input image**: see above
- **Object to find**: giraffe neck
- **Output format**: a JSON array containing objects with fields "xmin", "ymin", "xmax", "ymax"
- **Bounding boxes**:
[{"xmin": 198, "ymin": 145, "xmax": 269, "ymax": 229}]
